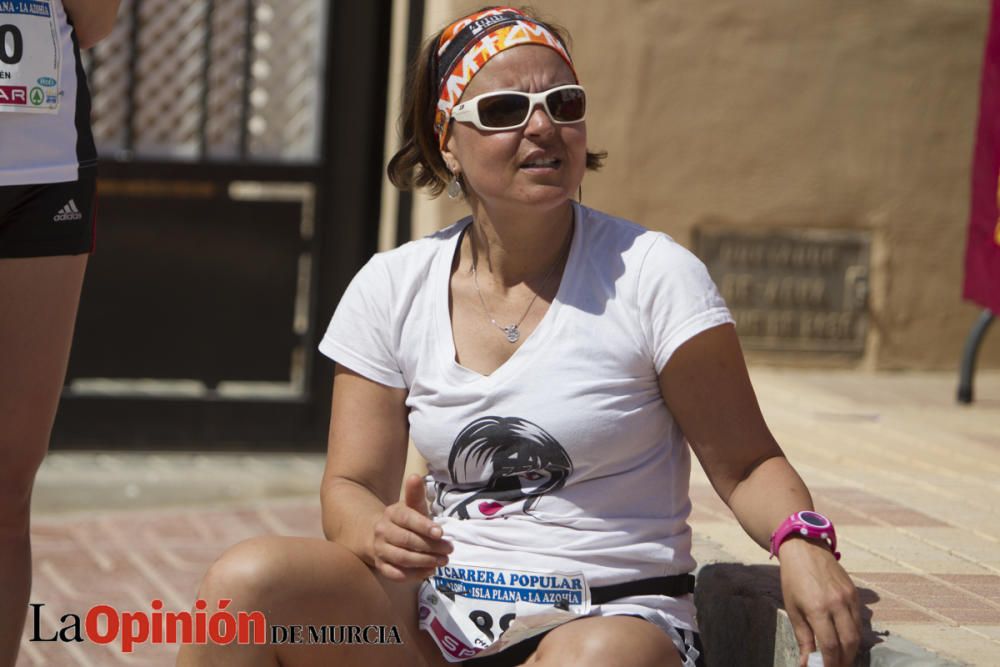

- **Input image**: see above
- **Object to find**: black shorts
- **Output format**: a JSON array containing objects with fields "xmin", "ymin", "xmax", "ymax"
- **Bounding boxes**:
[
  {"xmin": 0, "ymin": 167, "xmax": 97, "ymax": 259},
  {"xmin": 460, "ymin": 619, "xmax": 706, "ymax": 666}
]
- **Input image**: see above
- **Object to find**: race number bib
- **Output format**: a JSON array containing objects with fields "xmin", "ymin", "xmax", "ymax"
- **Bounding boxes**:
[
  {"xmin": 0, "ymin": 0, "xmax": 61, "ymax": 114},
  {"xmin": 418, "ymin": 563, "xmax": 593, "ymax": 663}
]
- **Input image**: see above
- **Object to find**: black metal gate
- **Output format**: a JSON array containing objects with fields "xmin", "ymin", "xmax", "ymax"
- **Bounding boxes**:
[{"xmin": 52, "ymin": 0, "xmax": 393, "ymax": 450}]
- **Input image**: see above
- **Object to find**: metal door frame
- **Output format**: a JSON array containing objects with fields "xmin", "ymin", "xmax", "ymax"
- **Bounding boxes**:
[{"xmin": 52, "ymin": 0, "xmax": 393, "ymax": 450}]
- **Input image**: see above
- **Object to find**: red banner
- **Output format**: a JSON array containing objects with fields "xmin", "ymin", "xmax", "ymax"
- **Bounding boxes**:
[{"xmin": 964, "ymin": 0, "xmax": 1000, "ymax": 313}]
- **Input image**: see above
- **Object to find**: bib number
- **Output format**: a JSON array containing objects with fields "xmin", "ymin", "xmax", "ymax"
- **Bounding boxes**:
[
  {"xmin": 0, "ymin": 24, "xmax": 24, "ymax": 64},
  {"xmin": 0, "ymin": 1, "xmax": 61, "ymax": 114},
  {"xmin": 418, "ymin": 563, "xmax": 593, "ymax": 663}
]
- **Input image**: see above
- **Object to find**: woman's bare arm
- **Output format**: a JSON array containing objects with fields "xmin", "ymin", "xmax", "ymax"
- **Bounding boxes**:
[
  {"xmin": 320, "ymin": 366, "xmax": 411, "ymax": 564},
  {"xmin": 62, "ymin": 0, "xmax": 122, "ymax": 50},
  {"xmin": 658, "ymin": 323, "xmax": 810, "ymax": 546},
  {"xmin": 321, "ymin": 366, "xmax": 451, "ymax": 581},
  {"xmin": 659, "ymin": 323, "xmax": 860, "ymax": 667}
]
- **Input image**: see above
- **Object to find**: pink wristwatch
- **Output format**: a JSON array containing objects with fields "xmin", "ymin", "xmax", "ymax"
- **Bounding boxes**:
[{"xmin": 769, "ymin": 511, "xmax": 841, "ymax": 561}]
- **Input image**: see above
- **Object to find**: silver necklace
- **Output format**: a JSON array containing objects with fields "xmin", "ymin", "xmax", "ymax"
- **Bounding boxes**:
[{"xmin": 470, "ymin": 228, "xmax": 571, "ymax": 344}]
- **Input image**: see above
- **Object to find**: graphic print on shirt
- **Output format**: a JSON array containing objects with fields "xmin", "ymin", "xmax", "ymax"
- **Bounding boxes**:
[{"xmin": 434, "ymin": 416, "xmax": 573, "ymax": 520}]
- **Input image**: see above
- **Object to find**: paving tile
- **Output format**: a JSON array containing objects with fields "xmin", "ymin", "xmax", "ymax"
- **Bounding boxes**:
[
  {"xmin": 902, "ymin": 528, "xmax": 1000, "ymax": 569},
  {"xmin": 889, "ymin": 623, "xmax": 1000, "ymax": 665},
  {"xmin": 839, "ymin": 529, "xmax": 988, "ymax": 575},
  {"xmin": 689, "ymin": 522, "xmax": 771, "ymax": 565},
  {"xmin": 934, "ymin": 574, "xmax": 1000, "ymax": 600},
  {"xmin": 689, "ymin": 483, "xmax": 734, "ymax": 523},
  {"xmin": 810, "ymin": 486, "xmax": 945, "ymax": 526},
  {"xmin": 873, "ymin": 608, "xmax": 940, "ymax": 623},
  {"xmin": 691, "ymin": 533, "xmax": 740, "ymax": 565},
  {"xmin": 837, "ymin": 548, "xmax": 903, "ymax": 572},
  {"xmin": 935, "ymin": 608, "xmax": 1000, "ymax": 625}
]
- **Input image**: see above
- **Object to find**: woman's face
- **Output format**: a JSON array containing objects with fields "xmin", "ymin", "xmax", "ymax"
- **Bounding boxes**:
[{"xmin": 442, "ymin": 45, "xmax": 587, "ymax": 214}]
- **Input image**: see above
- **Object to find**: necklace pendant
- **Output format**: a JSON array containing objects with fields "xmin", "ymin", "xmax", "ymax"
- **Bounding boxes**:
[{"xmin": 502, "ymin": 325, "xmax": 520, "ymax": 343}]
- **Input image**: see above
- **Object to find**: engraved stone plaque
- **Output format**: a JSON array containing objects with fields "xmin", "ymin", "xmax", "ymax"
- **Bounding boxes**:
[{"xmin": 693, "ymin": 228, "xmax": 871, "ymax": 354}]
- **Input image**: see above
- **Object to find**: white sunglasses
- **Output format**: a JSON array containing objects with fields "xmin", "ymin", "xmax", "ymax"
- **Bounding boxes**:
[{"xmin": 449, "ymin": 84, "xmax": 587, "ymax": 131}]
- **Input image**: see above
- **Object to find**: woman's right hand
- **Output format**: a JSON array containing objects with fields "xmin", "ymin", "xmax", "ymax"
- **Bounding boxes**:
[{"xmin": 372, "ymin": 474, "xmax": 453, "ymax": 581}]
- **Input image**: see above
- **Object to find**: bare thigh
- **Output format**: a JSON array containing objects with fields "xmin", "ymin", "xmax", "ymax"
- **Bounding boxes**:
[
  {"xmin": 176, "ymin": 536, "xmax": 452, "ymax": 667},
  {"xmin": 523, "ymin": 615, "xmax": 682, "ymax": 667},
  {"xmin": 0, "ymin": 255, "xmax": 88, "ymax": 520}
]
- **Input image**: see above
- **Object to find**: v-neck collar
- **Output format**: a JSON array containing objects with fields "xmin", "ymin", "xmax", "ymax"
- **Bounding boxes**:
[{"xmin": 434, "ymin": 202, "xmax": 584, "ymax": 386}]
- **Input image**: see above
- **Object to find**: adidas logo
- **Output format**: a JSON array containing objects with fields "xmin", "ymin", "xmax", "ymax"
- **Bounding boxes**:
[{"xmin": 53, "ymin": 199, "xmax": 83, "ymax": 222}]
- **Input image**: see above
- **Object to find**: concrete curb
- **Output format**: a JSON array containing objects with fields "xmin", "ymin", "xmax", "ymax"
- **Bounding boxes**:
[{"xmin": 694, "ymin": 563, "xmax": 967, "ymax": 667}]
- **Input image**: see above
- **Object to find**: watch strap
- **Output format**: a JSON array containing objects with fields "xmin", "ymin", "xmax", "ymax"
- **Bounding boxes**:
[{"xmin": 769, "ymin": 511, "xmax": 841, "ymax": 561}]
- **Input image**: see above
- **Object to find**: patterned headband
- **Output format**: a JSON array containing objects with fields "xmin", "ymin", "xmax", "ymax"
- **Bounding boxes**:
[{"xmin": 432, "ymin": 7, "xmax": 577, "ymax": 151}]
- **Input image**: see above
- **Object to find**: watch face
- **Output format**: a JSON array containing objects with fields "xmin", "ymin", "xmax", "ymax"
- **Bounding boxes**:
[{"xmin": 799, "ymin": 511, "xmax": 829, "ymax": 528}]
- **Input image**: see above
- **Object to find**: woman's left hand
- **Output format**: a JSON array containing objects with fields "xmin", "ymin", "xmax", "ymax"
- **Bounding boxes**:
[{"xmin": 778, "ymin": 537, "xmax": 862, "ymax": 667}]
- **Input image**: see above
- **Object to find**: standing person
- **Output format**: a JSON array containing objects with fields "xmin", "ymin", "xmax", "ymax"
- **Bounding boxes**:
[
  {"xmin": 179, "ymin": 6, "xmax": 861, "ymax": 667},
  {"xmin": 0, "ymin": 1, "xmax": 120, "ymax": 663}
]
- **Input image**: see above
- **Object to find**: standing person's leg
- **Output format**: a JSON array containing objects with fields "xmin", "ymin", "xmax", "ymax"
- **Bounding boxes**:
[{"xmin": 0, "ymin": 254, "xmax": 88, "ymax": 664}]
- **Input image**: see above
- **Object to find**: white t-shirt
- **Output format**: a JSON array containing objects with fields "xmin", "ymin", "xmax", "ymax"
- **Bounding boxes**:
[
  {"xmin": 0, "ymin": 0, "xmax": 96, "ymax": 186},
  {"xmin": 319, "ymin": 202, "xmax": 733, "ymax": 640}
]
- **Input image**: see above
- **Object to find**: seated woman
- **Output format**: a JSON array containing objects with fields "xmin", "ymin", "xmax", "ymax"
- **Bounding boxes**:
[{"xmin": 177, "ymin": 6, "xmax": 861, "ymax": 667}]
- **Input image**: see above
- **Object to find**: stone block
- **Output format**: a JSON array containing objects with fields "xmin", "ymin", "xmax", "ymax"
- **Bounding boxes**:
[{"xmin": 695, "ymin": 563, "xmax": 966, "ymax": 666}]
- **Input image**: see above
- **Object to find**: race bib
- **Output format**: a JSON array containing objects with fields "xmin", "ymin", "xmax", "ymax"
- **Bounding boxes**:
[
  {"xmin": 0, "ymin": 0, "xmax": 61, "ymax": 114},
  {"xmin": 418, "ymin": 563, "xmax": 593, "ymax": 663}
]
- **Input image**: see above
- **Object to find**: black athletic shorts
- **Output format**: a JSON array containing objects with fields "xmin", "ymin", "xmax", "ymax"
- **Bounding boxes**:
[
  {"xmin": 0, "ymin": 166, "xmax": 97, "ymax": 259},
  {"xmin": 460, "ymin": 619, "xmax": 706, "ymax": 666}
]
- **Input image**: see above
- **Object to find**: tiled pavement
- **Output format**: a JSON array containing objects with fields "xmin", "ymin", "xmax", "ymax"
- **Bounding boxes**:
[{"xmin": 18, "ymin": 369, "xmax": 1000, "ymax": 666}]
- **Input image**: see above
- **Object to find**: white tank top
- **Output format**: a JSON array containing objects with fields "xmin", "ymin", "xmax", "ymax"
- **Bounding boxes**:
[{"xmin": 0, "ymin": 0, "xmax": 96, "ymax": 186}]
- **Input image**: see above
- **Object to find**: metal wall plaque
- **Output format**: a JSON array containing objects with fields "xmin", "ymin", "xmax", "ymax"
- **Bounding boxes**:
[{"xmin": 693, "ymin": 228, "xmax": 871, "ymax": 354}]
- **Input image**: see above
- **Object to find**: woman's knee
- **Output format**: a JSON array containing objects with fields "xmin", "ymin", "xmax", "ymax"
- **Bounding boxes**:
[
  {"xmin": 530, "ymin": 617, "xmax": 680, "ymax": 667},
  {"xmin": 197, "ymin": 537, "xmax": 371, "ymax": 612},
  {"xmin": 198, "ymin": 537, "xmax": 277, "ymax": 605},
  {"xmin": 0, "ymin": 432, "xmax": 49, "ymax": 532}
]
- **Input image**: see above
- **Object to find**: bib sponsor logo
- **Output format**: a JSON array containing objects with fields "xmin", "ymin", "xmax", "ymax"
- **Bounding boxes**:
[
  {"xmin": 429, "ymin": 617, "xmax": 477, "ymax": 659},
  {"xmin": 0, "ymin": 2, "xmax": 61, "ymax": 113},
  {"xmin": 0, "ymin": 84, "xmax": 26, "ymax": 104}
]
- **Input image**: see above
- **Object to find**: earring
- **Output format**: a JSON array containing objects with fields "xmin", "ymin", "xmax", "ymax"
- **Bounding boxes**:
[
  {"xmin": 447, "ymin": 174, "xmax": 462, "ymax": 200},
  {"xmin": 578, "ymin": 184, "xmax": 583, "ymax": 202}
]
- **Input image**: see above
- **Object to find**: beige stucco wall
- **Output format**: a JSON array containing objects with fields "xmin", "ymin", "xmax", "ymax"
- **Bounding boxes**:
[{"xmin": 397, "ymin": 0, "xmax": 999, "ymax": 370}]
